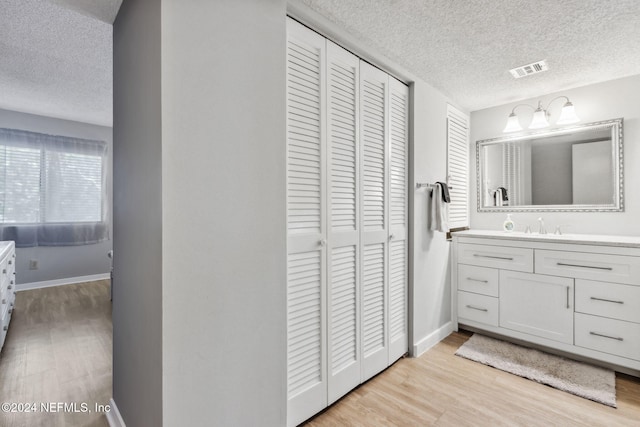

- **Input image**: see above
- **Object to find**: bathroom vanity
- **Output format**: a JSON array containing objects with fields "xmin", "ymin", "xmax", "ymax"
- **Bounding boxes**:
[{"xmin": 452, "ymin": 230, "xmax": 640, "ymax": 375}]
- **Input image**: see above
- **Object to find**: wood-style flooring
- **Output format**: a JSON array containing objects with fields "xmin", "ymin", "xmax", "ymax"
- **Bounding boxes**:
[
  {"xmin": 0, "ymin": 280, "xmax": 111, "ymax": 427},
  {"xmin": 306, "ymin": 331, "xmax": 640, "ymax": 426},
  {"xmin": 2, "ymin": 283, "xmax": 640, "ymax": 426}
]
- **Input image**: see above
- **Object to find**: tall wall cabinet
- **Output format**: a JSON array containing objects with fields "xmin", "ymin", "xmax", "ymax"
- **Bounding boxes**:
[{"xmin": 286, "ymin": 18, "xmax": 409, "ymax": 426}]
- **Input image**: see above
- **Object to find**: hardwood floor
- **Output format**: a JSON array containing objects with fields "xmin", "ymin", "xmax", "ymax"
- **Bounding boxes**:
[
  {"xmin": 306, "ymin": 331, "xmax": 640, "ymax": 426},
  {"xmin": 0, "ymin": 281, "xmax": 111, "ymax": 427}
]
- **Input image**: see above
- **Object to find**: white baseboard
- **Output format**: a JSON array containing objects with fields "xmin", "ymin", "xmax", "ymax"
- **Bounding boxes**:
[
  {"xmin": 106, "ymin": 398, "xmax": 126, "ymax": 427},
  {"xmin": 412, "ymin": 321, "xmax": 454, "ymax": 357},
  {"xmin": 17, "ymin": 273, "xmax": 110, "ymax": 292}
]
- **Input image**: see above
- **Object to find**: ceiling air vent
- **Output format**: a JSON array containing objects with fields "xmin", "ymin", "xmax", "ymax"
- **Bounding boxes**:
[{"xmin": 509, "ymin": 60, "xmax": 548, "ymax": 79}]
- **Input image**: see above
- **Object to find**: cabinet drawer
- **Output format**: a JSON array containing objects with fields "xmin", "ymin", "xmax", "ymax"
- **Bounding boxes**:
[
  {"xmin": 458, "ymin": 243, "xmax": 533, "ymax": 272},
  {"xmin": 575, "ymin": 279, "xmax": 640, "ymax": 323},
  {"xmin": 535, "ymin": 249, "xmax": 640, "ymax": 286},
  {"xmin": 458, "ymin": 291, "xmax": 498, "ymax": 327},
  {"xmin": 575, "ymin": 313, "xmax": 640, "ymax": 361},
  {"xmin": 458, "ymin": 264, "xmax": 499, "ymax": 297}
]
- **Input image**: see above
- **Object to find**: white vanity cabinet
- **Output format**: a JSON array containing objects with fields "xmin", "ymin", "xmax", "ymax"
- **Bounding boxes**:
[
  {"xmin": 0, "ymin": 241, "xmax": 16, "ymax": 353},
  {"xmin": 499, "ymin": 271, "xmax": 574, "ymax": 344},
  {"xmin": 452, "ymin": 230, "xmax": 640, "ymax": 375}
]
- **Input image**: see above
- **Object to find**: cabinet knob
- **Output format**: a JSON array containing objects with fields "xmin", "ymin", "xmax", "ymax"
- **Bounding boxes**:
[
  {"xmin": 2, "ymin": 269, "xmax": 5, "ymax": 274},
  {"xmin": 1, "ymin": 299, "xmax": 5, "ymax": 305},
  {"xmin": 389, "ymin": 234, "xmax": 395, "ymax": 241},
  {"xmin": 319, "ymin": 239, "xmax": 327, "ymax": 247},
  {"xmin": 7, "ymin": 285, "xmax": 11, "ymax": 290},
  {"xmin": 8, "ymin": 260, "xmax": 12, "ymax": 265},
  {"xmin": 3, "ymin": 326, "xmax": 6, "ymax": 331}
]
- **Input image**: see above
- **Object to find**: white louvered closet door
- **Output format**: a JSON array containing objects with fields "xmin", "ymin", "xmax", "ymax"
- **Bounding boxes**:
[
  {"xmin": 325, "ymin": 40, "xmax": 361, "ymax": 405},
  {"xmin": 359, "ymin": 61, "xmax": 390, "ymax": 381},
  {"xmin": 387, "ymin": 78, "xmax": 409, "ymax": 362},
  {"xmin": 286, "ymin": 19, "xmax": 327, "ymax": 427}
]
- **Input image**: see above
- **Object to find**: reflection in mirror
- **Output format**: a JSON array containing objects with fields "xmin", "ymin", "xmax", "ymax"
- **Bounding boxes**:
[{"xmin": 477, "ymin": 118, "xmax": 623, "ymax": 212}]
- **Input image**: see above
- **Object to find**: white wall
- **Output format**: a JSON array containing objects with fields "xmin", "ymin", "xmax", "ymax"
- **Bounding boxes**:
[
  {"xmin": 113, "ymin": 0, "xmax": 163, "ymax": 425},
  {"xmin": 0, "ymin": 108, "xmax": 112, "ymax": 284},
  {"xmin": 161, "ymin": 1, "xmax": 287, "ymax": 426},
  {"xmin": 471, "ymin": 74, "xmax": 640, "ymax": 235},
  {"xmin": 410, "ymin": 82, "xmax": 458, "ymax": 355}
]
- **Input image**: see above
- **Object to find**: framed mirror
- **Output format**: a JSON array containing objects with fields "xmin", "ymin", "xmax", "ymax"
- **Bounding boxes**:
[{"xmin": 477, "ymin": 118, "xmax": 623, "ymax": 212}]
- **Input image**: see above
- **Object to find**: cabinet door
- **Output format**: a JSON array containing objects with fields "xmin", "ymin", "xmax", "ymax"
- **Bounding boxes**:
[
  {"xmin": 359, "ymin": 61, "xmax": 389, "ymax": 381},
  {"xmin": 326, "ymin": 40, "xmax": 361, "ymax": 404},
  {"xmin": 286, "ymin": 18, "xmax": 327, "ymax": 427},
  {"xmin": 499, "ymin": 271, "xmax": 574, "ymax": 344},
  {"xmin": 387, "ymin": 77, "xmax": 409, "ymax": 363}
]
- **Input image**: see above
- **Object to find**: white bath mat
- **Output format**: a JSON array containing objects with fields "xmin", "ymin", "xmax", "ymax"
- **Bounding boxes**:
[{"xmin": 455, "ymin": 334, "xmax": 616, "ymax": 407}]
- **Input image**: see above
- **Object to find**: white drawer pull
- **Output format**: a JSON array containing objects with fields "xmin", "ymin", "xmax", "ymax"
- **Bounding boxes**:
[
  {"xmin": 466, "ymin": 305, "xmax": 488, "ymax": 312},
  {"xmin": 590, "ymin": 296, "xmax": 624, "ymax": 304},
  {"xmin": 466, "ymin": 277, "xmax": 489, "ymax": 283},
  {"xmin": 566, "ymin": 286, "xmax": 570, "ymax": 309},
  {"xmin": 557, "ymin": 262, "xmax": 613, "ymax": 271},
  {"xmin": 474, "ymin": 254, "xmax": 514, "ymax": 261},
  {"xmin": 589, "ymin": 331, "xmax": 624, "ymax": 341}
]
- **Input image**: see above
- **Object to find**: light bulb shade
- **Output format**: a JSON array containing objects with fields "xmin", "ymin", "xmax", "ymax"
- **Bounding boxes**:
[
  {"xmin": 503, "ymin": 113, "xmax": 522, "ymax": 133},
  {"xmin": 556, "ymin": 102, "xmax": 580, "ymax": 124},
  {"xmin": 528, "ymin": 108, "xmax": 549, "ymax": 129}
]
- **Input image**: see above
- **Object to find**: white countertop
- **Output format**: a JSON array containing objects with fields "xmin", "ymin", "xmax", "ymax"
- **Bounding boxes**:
[{"xmin": 452, "ymin": 229, "xmax": 640, "ymax": 248}]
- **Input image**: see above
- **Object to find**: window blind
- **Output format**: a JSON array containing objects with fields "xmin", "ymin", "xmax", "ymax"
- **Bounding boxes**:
[
  {"xmin": 446, "ymin": 104, "xmax": 470, "ymax": 228},
  {"xmin": 0, "ymin": 128, "xmax": 108, "ymax": 247}
]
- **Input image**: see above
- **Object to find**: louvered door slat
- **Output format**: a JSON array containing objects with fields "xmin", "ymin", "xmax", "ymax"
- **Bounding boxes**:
[
  {"xmin": 388, "ymin": 78, "xmax": 409, "ymax": 362},
  {"xmin": 447, "ymin": 104, "xmax": 470, "ymax": 229},
  {"xmin": 362, "ymin": 243, "xmax": 385, "ymax": 355},
  {"xmin": 330, "ymin": 246, "xmax": 357, "ymax": 372},
  {"xmin": 286, "ymin": 18, "xmax": 327, "ymax": 427},
  {"xmin": 326, "ymin": 40, "xmax": 361, "ymax": 405},
  {"xmin": 359, "ymin": 62, "xmax": 390, "ymax": 381},
  {"xmin": 361, "ymin": 71, "xmax": 386, "ymax": 232},
  {"xmin": 389, "ymin": 240, "xmax": 406, "ymax": 339}
]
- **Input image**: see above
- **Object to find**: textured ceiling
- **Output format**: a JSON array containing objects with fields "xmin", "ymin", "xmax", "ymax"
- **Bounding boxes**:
[
  {"xmin": 2, "ymin": 1, "xmax": 638, "ymax": 127},
  {"xmin": 0, "ymin": 0, "xmax": 121, "ymax": 127},
  {"xmin": 300, "ymin": 0, "xmax": 640, "ymax": 111}
]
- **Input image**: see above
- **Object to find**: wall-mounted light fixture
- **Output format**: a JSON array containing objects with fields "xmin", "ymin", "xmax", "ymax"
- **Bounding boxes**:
[{"xmin": 503, "ymin": 96, "xmax": 580, "ymax": 133}]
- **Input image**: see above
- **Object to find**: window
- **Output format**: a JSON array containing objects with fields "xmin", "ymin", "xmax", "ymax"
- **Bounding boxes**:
[
  {"xmin": 446, "ymin": 104, "xmax": 470, "ymax": 229},
  {"xmin": 0, "ymin": 128, "xmax": 108, "ymax": 247}
]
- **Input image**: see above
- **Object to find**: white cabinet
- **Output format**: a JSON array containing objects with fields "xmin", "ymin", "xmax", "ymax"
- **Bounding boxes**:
[
  {"xmin": 452, "ymin": 231, "xmax": 640, "ymax": 375},
  {"xmin": 0, "ymin": 241, "xmax": 16, "ymax": 353},
  {"xmin": 499, "ymin": 271, "xmax": 573, "ymax": 344},
  {"xmin": 286, "ymin": 18, "xmax": 409, "ymax": 426}
]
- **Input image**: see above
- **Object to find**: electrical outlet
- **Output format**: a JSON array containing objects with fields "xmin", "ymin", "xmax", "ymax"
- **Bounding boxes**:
[{"xmin": 29, "ymin": 259, "xmax": 38, "ymax": 270}]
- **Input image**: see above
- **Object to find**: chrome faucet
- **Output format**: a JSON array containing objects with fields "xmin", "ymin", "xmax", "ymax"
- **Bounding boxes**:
[{"xmin": 538, "ymin": 217, "xmax": 547, "ymax": 234}]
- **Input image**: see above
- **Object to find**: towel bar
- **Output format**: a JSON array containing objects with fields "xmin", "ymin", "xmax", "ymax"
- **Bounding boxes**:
[{"xmin": 416, "ymin": 182, "xmax": 452, "ymax": 189}]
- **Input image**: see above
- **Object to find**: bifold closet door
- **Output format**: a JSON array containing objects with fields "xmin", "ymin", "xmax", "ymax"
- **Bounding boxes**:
[
  {"xmin": 359, "ymin": 61, "xmax": 390, "ymax": 381},
  {"xmin": 387, "ymin": 78, "xmax": 409, "ymax": 362},
  {"xmin": 286, "ymin": 18, "xmax": 327, "ymax": 427},
  {"xmin": 325, "ymin": 40, "xmax": 361, "ymax": 404}
]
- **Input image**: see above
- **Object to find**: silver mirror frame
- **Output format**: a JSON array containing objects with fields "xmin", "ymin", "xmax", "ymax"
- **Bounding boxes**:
[{"xmin": 476, "ymin": 118, "xmax": 624, "ymax": 213}]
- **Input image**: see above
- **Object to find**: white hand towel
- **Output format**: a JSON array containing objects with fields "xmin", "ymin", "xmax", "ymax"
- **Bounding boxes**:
[{"xmin": 429, "ymin": 183, "xmax": 449, "ymax": 232}]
